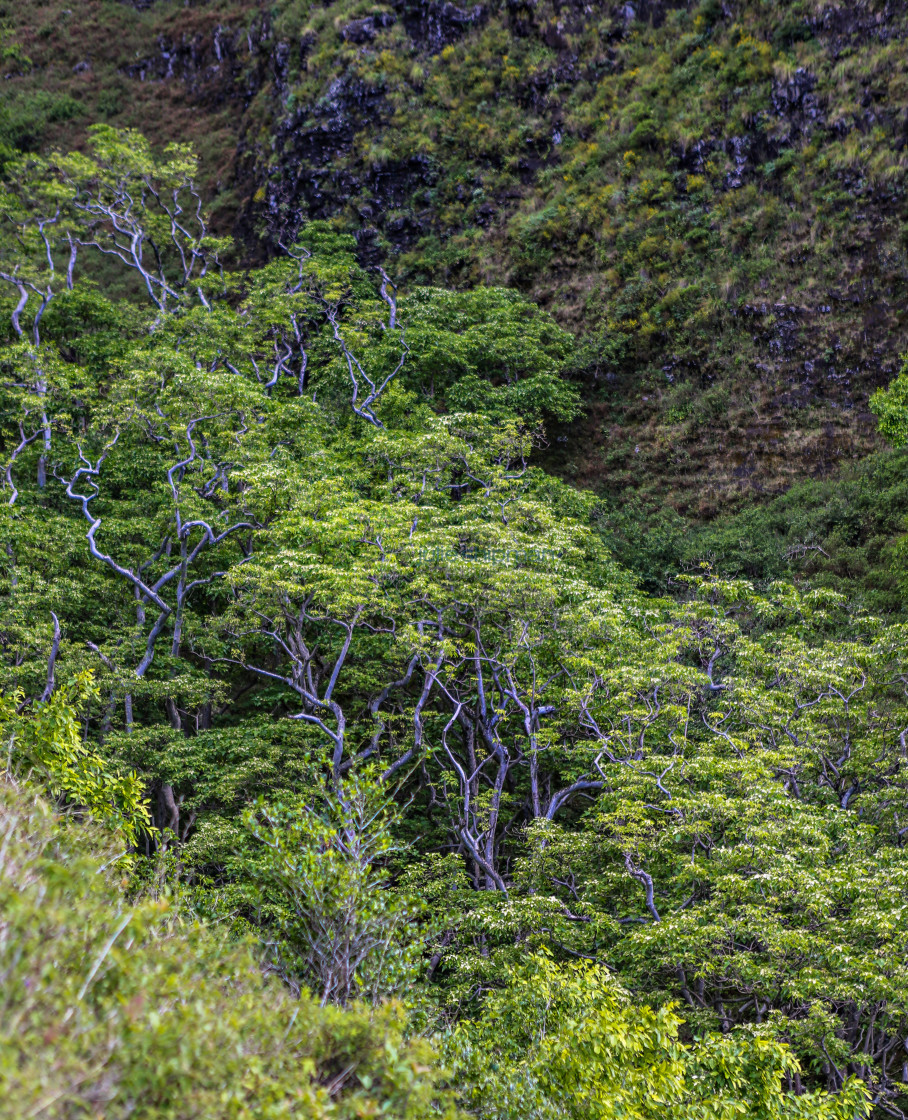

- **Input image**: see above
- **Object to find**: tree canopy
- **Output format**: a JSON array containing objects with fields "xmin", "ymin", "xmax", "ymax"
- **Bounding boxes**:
[{"xmin": 1, "ymin": 126, "xmax": 905, "ymax": 1119}]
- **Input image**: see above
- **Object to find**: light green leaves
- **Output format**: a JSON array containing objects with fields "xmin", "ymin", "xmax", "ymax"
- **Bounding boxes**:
[
  {"xmin": 2, "ymin": 673, "xmax": 148, "ymax": 842},
  {"xmin": 871, "ymin": 356, "xmax": 908, "ymax": 449},
  {"xmin": 243, "ymin": 770, "xmax": 426, "ymax": 1005},
  {"xmin": 445, "ymin": 953, "xmax": 869, "ymax": 1120}
]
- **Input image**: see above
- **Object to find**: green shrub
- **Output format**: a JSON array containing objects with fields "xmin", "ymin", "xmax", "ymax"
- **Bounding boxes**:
[
  {"xmin": 0, "ymin": 780, "xmax": 453, "ymax": 1120},
  {"xmin": 444, "ymin": 953, "xmax": 869, "ymax": 1120}
]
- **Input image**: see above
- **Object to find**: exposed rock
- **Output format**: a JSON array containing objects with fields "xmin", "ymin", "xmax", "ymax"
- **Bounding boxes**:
[
  {"xmin": 395, "ymin": 0, "xmax": 487, "ymax": 51},
  {"xmin": 770, "ymin": 68, "xmax": 822, "ymax": 140},
  {"xmin": 121, "ymin": 22, "xmax": 270, "ymax": 110},
  {"xmin": 341, "ymin": 14, "xmax": 397, "ymax": 43},
  {"xmin": 810, "ymin": 0, "xmax": 908, "ymax": 56},
  {"xmin": 89, "ymin": 0, "xmax": 908, "ymax": 505}
]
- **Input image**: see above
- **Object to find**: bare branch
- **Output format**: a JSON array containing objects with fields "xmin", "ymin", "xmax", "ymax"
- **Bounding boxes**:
[{"xmin": 40, "ymin": 613, "xmax": 61, "ymax": 702}]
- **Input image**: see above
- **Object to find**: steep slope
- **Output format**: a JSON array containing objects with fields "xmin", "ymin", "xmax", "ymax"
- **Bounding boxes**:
[{"xmin": 3, "ymin": 0, "xmax": 907, "ymax": 516}]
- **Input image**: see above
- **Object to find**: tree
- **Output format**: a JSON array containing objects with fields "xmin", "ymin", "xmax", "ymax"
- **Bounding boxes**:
[
  {"xmin": 871, "ymin": 356, "xmax": 908, "ymax": 449},
  {"xmin": 2, "ymin": 128, "xmax": 907, "ymax": 1117},
  {"xmin": 243, "ymin": 770, "xmax": 425, "ymax": 1005},
  {"xmin": 445, "ymin": 952, "xmax": 869, "ymax": 1120}
]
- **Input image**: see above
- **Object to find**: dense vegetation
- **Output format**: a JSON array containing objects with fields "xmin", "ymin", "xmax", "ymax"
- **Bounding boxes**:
[
  {"xmin": 4, "ymin": 0, "xmax": 908, "ymax": 520},
  {"xmin": 2, "ymin": 2, "xmax": 908, "ymax": 1117}
]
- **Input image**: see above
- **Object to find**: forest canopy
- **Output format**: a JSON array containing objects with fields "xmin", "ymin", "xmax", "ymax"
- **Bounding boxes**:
[{"xmin": 1, "ymin": 125, "xmax": 907, "ymax": 1119}]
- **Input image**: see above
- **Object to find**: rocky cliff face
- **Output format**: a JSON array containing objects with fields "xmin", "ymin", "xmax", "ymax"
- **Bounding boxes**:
[{"xmin": 4, "ymin": 0, "xmax": 908, "ymax": 515}]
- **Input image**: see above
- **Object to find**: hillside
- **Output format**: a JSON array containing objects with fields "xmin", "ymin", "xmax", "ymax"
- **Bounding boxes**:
[
  {"xmin": 4, "ymin": 4, "xmax": 908, "ymax": 1117},
  {"xmin": 4, "ymin": 0, "xmax": 908, "ymax": 519}
]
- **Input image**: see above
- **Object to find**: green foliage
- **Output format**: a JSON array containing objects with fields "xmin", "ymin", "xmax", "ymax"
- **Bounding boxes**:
[
  {"xmin": 244, "ymin": 770, "xmax": 427, "ymax": 1004},
  {"xmin": 0, "ymin": 91, "xmax": 83, "ymax": 159},
  {"xmin": 599, "ymin": 444, "xmax": 908, "ymax": 613},
  {"xmin": 0, "ymin": 125, "xmax": 905, "ymax": 1118},
  {"xmin": 254, "ymin": 0, "xmax": 908, "ymax": 510},
  {"xmin": 1, "ymin": 673, "xmax": 148, "ymax": 842},
  {"xmin": 0, "ymin": 779, "xmax": 454, "ymax": 1120},
  {"xmin": 871, "ymin": 356, "xmax": 908, "ymax": 449},
  {"xmin": 499, "ymin": 574, "xmax": 908, "ymax": 1107},
  {"xmin": 445, "ymin": 953, "xmax": 868, "ymax": 1120},
  {"xmin": 398, "ymin": 286, "xmax": 580, "ymax": 425},
  {"xmin": 1, "ymin": 0, "xmax": 907, "ymax": 512}
]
